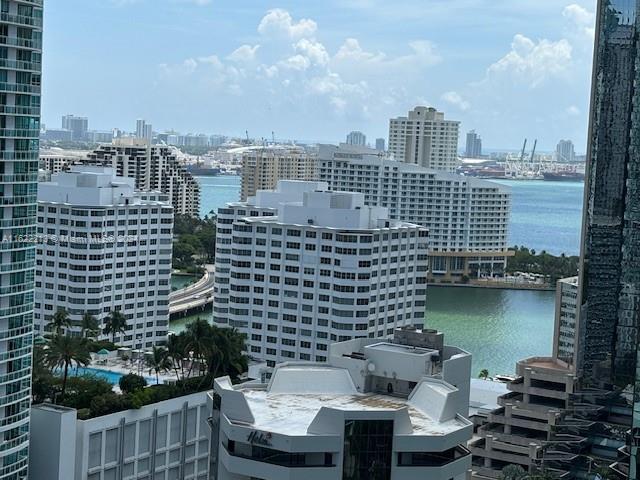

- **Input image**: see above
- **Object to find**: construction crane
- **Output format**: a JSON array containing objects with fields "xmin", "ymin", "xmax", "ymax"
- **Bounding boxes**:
[
  {"xmin": 530, "ymin": 139, "xmax": 538, "ymax": 166},
  {"xmin": 519, "ymin": 138, "xmax": 528, "ymax": 163}
]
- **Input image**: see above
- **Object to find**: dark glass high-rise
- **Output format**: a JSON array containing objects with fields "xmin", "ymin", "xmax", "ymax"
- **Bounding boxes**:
[{"xmin": 578, "ymin": 0, "xmax": 640, "ymax": 477}]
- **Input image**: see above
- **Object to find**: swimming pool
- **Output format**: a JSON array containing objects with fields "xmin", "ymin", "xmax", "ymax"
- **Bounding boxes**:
[{"xmin": 66, "ymin": 367, "xmax": 157, "ymax": 386}]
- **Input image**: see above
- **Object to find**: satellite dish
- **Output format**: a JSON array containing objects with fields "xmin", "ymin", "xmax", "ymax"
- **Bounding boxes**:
[{"xmin": 367, "ymin": 363, "xmax": 376, "ymax": 372}]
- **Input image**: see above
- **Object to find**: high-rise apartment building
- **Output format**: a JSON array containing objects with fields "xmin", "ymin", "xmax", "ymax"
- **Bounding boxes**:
[
  {"xmin": 212, "ymin": 327, "xmax": 473, "ymax": 480},
  {"xmin": 375, "ymin": 137, "xmax": 385, "ymax": 151},
  {"xmin": 555, "ymin": 139, "xmax": 575, "ymax": 163},
  {"xmin": 345, "ymin": 130, "xmax": 366, "ymax": 146},
  {"xmin": 81, "ymin": 138, "xmax": 200, "ymax": 216},
  {"xmin": 465, "ymin": 130, "xmax": 482, "ymax": 158},
  {"xmin": 552, "ymin": 276, "xmax": 578, "ymax": 364},
  {"xmin": 136, "ymin": 118, "xmax": 152, "ymax": 142},
  {"xmin": 34, "ymin": 167, "xmax": 173, "ymax": 349},
  {"xmin": 0, "ymin": 1, "xmax": 43, "ymax": 476},
  {"xmin": 239, "ymin": 146, "xmax": 316, "ymax": 201},
  {"xmin": 61, "ymin": 114, "xmax": 88, "ymax": 141},
  {"xmin": 388, "ymin": 106, "xmax": 460, "ymax": 172},
  {"xmin": 213, "ymin": 181, "xmax": 429, "ymax": 367},
  {"xmin": 317, "ymin": 144, "xmax": 511, "ymax": 281}
]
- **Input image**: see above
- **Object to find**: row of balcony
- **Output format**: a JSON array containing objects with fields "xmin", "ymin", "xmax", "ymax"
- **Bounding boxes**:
[
  {"xmin": 0, "ymin": 12, "xmax": 43, "ymax": 28},
  {"xmin": 0, "ymin": 35, "xmax": 42, "ymax": 50},
  {"xmin": 0, "ymin": 82, "xmax": 41, "ymax": 94},
  {"xmin": 0, "ymin": 151, "xmax": 38, "ymax": 160},
  {"xmin": 0, "ymin": 173, "xmax": 37, "ymax": 184},
  {"xmin": 0, "ymin": 128, "xmax": 40, "ymax": 138},
  {"xmin": 0, "ymin": 58, "xmax": 41, "ymax": 73}
]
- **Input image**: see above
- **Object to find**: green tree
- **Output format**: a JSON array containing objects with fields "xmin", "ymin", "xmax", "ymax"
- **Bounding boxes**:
[
  {"xmin": 184, "ymin": 318, "xmax": 212, "ymax": 377},
  {"xmin": 44, "ymin": 335, "xmax": 91, "ymax": 402},
  {"xmin": 49, "ymin": 308, "xmax": 71, "ymax": 336},
  {"xmin": 80, "ymin": 312, "xmax": 100, "ymax": 339},
  {"xmin": 119, "ymin": 373, "xmax": 147, "ymax": 394},
  {"xmin": 499, "ymin": 465, "xmax": 527, "ymax": 480},
  {"xmin": 146, "ymin": 346, "xmax": 172, "ymax": 385},
  {"xmin": 103, "ymin": 310, "xmax": 127, "ymax": 343},
  {"xmin": 478, "ymin": 369, "xmax": 490, "ymax": 380},
  {"xmin": 166, "ymin": 334, "xmax": 186, "ymax": 380}
]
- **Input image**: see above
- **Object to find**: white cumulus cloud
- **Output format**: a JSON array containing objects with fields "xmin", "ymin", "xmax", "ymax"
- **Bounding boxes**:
[
  {"xmin": 441, "ymin": 91, "xmax": 470, "ymax": 111},
  {"xmin": 227, "ymin": 45, "xmax": 260, "ymax": 63},
  {"xmin": 258, "ymin": 9, "xmax": 317, "ymax": 39}
]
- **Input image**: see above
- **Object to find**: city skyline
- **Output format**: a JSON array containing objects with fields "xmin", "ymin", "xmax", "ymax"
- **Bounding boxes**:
[{"xmin": 42, "ymin": 0, "xmax": 596, "ymax": 151}]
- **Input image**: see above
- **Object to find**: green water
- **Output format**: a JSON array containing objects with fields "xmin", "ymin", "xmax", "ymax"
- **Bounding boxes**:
[
  {"xmin": 169, "ymin": 309, "xmax": 212, "ymax": 335},
  {"xmin": 426, "ymin": 286, "xmax": 555, "ymax": 376},
  {"xmin": 171, "ymin": 274, "xmax": 198, "ymax": 291}
]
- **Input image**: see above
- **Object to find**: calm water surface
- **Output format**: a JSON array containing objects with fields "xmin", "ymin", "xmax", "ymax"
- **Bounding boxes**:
[{"xmin": 184, "ymin": 175, "xmax": 577, "ymax": 374}]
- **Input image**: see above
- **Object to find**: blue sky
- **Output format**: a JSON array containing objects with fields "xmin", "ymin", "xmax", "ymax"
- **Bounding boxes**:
[{"xmin": 42, "ymin": 0, "xmax": 597, "ymax": 151}]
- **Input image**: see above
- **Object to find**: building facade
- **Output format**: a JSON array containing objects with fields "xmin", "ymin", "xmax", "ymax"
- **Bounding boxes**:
[
  {"xmin": 0, "ymin": 1, "xmax": 43, "ymax": 477},
  {"xmin": 212, "ymin": 327, "xmax": 473, "ymax": 480},
  {"xmin": 345, "ymin": 130, "xmax": 366, "ymax": 146},
  {"xmin": 317, "ymin": 144, "xmax": 512, "ymax": 281},
  {"xmin": 555, "ymin": 140, "xmax": 575, "ymax": 163},
  {"xmin": 61, "ymin": 114, "xmax": 88, "ymax": 141},
  {"xmin": 29, "ymin": 392, "xmax": 212, "ymax": 480},
  {"xmin": 213, "ymin": 181, "xmax": 429, "ymax": 367},
  {"xmin": 34, "ymin": 167, "xmax": 173, "ymax": 349},
  {"xmin": 574, "ymin": 1, "xmax": 640, "ymax": 477},
  {"xmin": 239, "ymin": 147, "xmax": 316, "ymax": 201},
  {"xmin": 388, "ymin": 106, "xmax": 460, "ymax": 172},
  {"xmin": 552, "ymin": 276, "xmax": 578, "ymax": 365},
  {"xmin": 466, "ymin": 130, "xmax": 482, "ymax": 158},
  {"xmin": 81, "ymin": 138, "xmax": 200, "ymax": 216},
  {"xmin": 376, "ymin": 137, "xmax": 385, "ymax": 151}
]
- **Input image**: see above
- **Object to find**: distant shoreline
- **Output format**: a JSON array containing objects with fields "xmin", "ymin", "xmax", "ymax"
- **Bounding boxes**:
[{"xmin": 428, "ymin": 282, "xmax": 555, "ymax": 292}]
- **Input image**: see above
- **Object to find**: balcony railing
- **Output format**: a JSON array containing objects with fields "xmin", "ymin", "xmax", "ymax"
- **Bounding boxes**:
[
  {"xmin": 0, "ymin": 12, "xmax": 43, "ymax": 28},
  {"xmin": 0, "ymin": 82, "xmax": 41, "ymax": 94},
  {"xmin": 0, "ymin": 151, "xmax": 38, "ymax": 160},
  {"xmin": 0, "ymin": 194, "xmax": 37, "ymax": 205},
  {"xmin": 0, "ymin": 58, "xmax": 42, "ymax": 73},
  {"xmin": 0, "ymin": 129, "xmax": 40, "ymax": 138},
  {"xmin": 0, "ymin": 173, "xmax": 38, "ymax": 184},
  {"xmin": 0, "ymin": 36, "xmax": 42, "ymax": 50}
]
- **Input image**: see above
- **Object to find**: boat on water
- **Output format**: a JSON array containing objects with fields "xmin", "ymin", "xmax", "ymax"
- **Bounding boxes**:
[
  {"xmin": 542, "ymin": 172, "xmax": 585, "ymax": 182},
  {"xmin": 185, "ymin": 165, "xmax": 221, "ymax": 176}
]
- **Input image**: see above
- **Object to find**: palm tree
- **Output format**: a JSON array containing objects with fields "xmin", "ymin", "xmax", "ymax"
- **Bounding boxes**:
[
  {"xmin": 80, "ymin": 312, "xmax": 100, "ymax": 339},
  {"xmin": 44, "ymin": 335, "xmax": 91, "ymax": 401},
  {"xmin": 103, "ymin": 310, "xmax": 127, "ymax": 344},
  {"xmin": 478, "ymin": 369, "xmax": 490, "ymax": 380},
  {"xmin": 207, "ymin": 327, "xmax": 247, "ymax": 378},
  {"xmin": 146, "ymin": 346, "xmax": 171, "ymax": 385},
  {"xmin": 184, "ymin": 318, "xmax": 212, "ymax": 377},
  {"xmin": 48, "ymin": 308, "xmax": 71, "ymax": 336},
  {"xmin": 166, "ymin": 334, "xmax": 186, "ymax": 381}
]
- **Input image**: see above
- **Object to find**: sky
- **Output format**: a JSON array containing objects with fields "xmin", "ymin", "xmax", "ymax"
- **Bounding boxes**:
[{"xmin": 42, "ymin": 0, "xmax": 597, "ymax": 152}]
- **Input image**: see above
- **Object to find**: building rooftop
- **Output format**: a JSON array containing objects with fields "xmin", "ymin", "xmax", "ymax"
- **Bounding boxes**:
[
  {"xmin": 218, "ymin": 365, "xmax": 471, "ymax": 437},
  {"xmin": 517, "ymin": 356, "xmax": 574, "ymax": 373}
]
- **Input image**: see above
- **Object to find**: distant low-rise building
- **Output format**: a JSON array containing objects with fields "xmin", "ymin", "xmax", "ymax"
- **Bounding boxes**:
[
  {"xmin": 211, "ymin": 327, "xmax": 473, "ymax": 480},
  {"xmin": 35, "ymin": 167, "xmax": 173, "ymax": 348}
]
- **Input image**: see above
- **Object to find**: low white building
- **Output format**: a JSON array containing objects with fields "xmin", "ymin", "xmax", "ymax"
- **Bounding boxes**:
[
  {"xmin": 35, "ymin": 166, "xmax": 173, "ymax": 348},
  {"xmin": 213, "ymin": 181, "xmax": 429, "ymax": 367},
  {"xmin": 211, "ymin": 327, "xmax": 473, "ymax": 480},
  {"xmin": 29, "ymin": 391, "xmax": 212, "ymax": 480}
]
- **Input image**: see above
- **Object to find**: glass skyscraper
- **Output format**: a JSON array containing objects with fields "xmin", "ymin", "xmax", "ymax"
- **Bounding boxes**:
[
  {"xmin": 578, "ymin": 0, "xmax": 640, "ymax": 477},
  {"xmin": 0, "ymin": 0, "xmax": 42, "ymax": 478}
]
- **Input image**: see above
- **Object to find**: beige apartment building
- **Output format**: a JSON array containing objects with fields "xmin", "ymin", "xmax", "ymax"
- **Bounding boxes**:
[
  {"xmin": 239, "ymin": 146, "xmax": 316, "ymax": 201},
  {"xmin": 388, "ymin": 106, "xmax": 460, "ymax": 172}
]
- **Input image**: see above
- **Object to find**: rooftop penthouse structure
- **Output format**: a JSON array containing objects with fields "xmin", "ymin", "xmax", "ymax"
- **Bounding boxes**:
[{"xmin": 211, "ymin": 327, "xmax": 473, "ymax": 480}]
